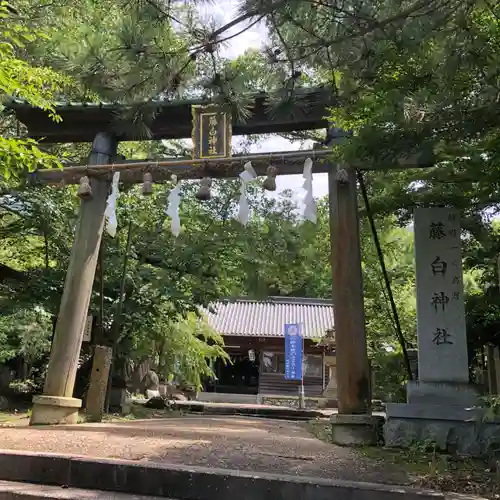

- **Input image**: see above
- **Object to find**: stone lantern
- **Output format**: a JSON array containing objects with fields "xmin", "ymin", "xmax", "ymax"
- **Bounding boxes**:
[{"xmin": 319, "ymin": 328, "xmax": 337, "ymax": 406}]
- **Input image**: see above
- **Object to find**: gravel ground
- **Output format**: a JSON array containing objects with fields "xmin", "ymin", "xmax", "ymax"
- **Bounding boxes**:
[{"xmin": 0, "ymin": 416, "xmax": 409, "ymax": 485}]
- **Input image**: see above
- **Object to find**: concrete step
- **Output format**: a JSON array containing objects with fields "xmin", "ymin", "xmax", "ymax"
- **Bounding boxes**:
[
  {"xmin": 0, "ymin": 450, "xmax": 487, "ymax": 500},
  {"xmin": 0, "ymin": 480, "xmax": 168, "ymax": 499},
  {"xmin": 172, "ymin": 400, "xmax": 324, "ymax": 420}
]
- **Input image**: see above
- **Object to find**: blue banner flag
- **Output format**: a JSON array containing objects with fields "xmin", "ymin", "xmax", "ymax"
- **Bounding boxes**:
[{"xmin": 284, "ymin": 323, "xmax": 303, "ymax": 380}]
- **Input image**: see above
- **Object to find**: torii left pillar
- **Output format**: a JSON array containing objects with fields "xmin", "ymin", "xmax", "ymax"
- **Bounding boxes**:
[{"xmin": 30, "ymin": 132, "xmax": 117, "ymax": 426}]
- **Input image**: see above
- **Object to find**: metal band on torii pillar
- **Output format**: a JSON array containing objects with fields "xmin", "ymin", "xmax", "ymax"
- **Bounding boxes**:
[{"xmin": 30, "ymin": 132, "xmax": 118, "ymax": 426}]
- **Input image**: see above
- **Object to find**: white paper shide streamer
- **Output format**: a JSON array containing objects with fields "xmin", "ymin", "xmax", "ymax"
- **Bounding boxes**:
[
  {"xmin": 237, "ymin": 161, "xmax": 257, "ymax": 225},
  {"xmin": 302, "ymin": 158, "xmax": 317, "ymax": 224},
  {"xmin": 166, "ymin": 174, "xmax": 182, "ymax": 236},
  {"xmin": 104, "ymin": 171, "xmax": 120, "ymax": 237}
]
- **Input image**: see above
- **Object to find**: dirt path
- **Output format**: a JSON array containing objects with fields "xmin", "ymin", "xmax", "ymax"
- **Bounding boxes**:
[{"xmin": 0, "ymin": 416, "xmax": 409, "ymax": 485}]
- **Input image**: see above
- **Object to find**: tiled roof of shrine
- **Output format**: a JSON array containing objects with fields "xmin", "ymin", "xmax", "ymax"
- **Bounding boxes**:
[{"xmin": 204, "ymin": 297, "xmax": 334, "ymax": 339}]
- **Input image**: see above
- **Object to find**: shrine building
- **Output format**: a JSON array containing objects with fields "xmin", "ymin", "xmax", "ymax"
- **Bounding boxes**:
[{"xmin": 199, "ymin": 296, "xmax": 336, "ymax": 403}]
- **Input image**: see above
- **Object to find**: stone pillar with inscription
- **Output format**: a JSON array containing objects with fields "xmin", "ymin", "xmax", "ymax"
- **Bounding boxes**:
[
  {"xmin": 384, "ymin": 207, "xmax": 495, "ymax": 455},
  {"xmin": 408, "ymin": 207, "xmax": 477, "ymax": 406}
]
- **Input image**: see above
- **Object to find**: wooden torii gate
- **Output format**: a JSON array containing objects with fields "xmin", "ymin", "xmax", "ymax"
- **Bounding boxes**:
[{"xmin": 10, "ymin": 89, "xmax": 382, "ymax": 442}]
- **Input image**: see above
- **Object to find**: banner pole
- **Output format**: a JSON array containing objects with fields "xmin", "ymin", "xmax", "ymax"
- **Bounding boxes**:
[{"xmin": 299, "ymin": 327, "xmax": 305, "ymax": 409}]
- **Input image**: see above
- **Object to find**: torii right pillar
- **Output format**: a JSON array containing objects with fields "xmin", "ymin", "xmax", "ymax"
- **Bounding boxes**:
[{"xmin": 328, "ymin": 165, "xmax": 383, "ymax": 445}]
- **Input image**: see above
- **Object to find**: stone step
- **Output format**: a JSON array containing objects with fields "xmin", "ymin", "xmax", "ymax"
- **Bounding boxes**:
[
  {"xmin": 0, "ymin": 450, "xmax": 487, "ymax": 500},
  {"xmin": 172, "ymin": 400, "xmax": 324, "ymax": 420},
  {"xmin": 0, "ymin": 480, "xmax": 168, "ymax": 499}
]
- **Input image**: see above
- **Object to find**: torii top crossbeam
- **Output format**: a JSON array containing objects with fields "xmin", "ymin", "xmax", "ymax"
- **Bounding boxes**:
[{"xmin": 8, "ymin": 87, "xmax": 335, "ymax": 143}]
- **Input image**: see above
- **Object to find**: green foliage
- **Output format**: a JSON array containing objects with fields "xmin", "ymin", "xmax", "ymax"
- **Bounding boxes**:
[
  {"xmin": 15, "ymin": 0, "xmax": 195, "ymax": 103},
  {"xmin": 0, "ymin": 2, "xmax": 67, "ymax": 114},
  {"xmin": 0, "ymin": 1, "xmax": 70, "ymax": 178},
  {"xmin": 0, "ymin": 307, "xmax": 52, "ymax": 365},
  {"xmin": 0, "ymin": 137, "xmax": 61, "ymax": 179},
  {"xmin": 479, "ymin": 395, "xmax": 500, "ymax": 422},
  {"xmin": 9, "ymin": 378, "xmax": 38, "ymax": 394},
  {"xmin": 5, "ymin": 0, "xmax": 500, "ymax": 400},
  {"xmin": 361, "ymin": 217, "xmax": 417, "ymax": 352},
  {"xmin": 371, "ymin": 350, "xmax": 408, "ymax": 403},
  {"xmin": 149, "ymin": 313, "xmax": 229, "ymax": 390},
  {"xmin": 262, "ymin": 0, "xmax": 500, "ymax": 261}
]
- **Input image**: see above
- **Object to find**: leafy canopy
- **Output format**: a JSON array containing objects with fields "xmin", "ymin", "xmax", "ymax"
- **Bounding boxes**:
[{"xmin": 0, "ymin": 1, "xmax": 71, "ymax": 178}]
